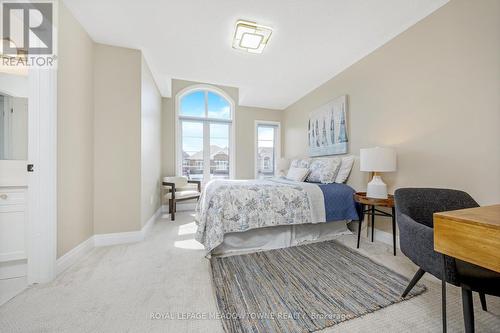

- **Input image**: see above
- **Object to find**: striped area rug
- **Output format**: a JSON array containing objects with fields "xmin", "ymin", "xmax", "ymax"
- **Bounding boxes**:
[{"xmin": 210, "ymin": 240, "xmax": 426, "ymax": 333}]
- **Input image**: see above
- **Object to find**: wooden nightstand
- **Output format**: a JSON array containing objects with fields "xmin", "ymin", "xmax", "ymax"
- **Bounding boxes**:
[{"xmin": 353, "ymin": 192, "xmax": 396, "ymax": 256}]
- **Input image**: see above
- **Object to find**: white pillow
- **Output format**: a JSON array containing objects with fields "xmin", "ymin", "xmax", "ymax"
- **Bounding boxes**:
[
  {"xmin": 286, "ymin": 167, "xmax": 310, "ymax": 182},
  {"xmin": 290, "ymin": 158, "xmax": 311, "ymax": 169},
  {"xmin": 306, "ymin": 158, "xmax": 341, "ymax": 183},
  {"xmin": 335, "ymin": 155, "xmax": 355, "ymax": 183},
  {"xmin": 319, "ymin": 159, "xmax": 342, "ymax": 184}
]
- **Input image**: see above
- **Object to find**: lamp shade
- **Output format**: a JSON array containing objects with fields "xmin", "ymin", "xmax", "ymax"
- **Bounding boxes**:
[{"xmin": 360, "ymin": 147, "xmax": 396, "ymax": 172}]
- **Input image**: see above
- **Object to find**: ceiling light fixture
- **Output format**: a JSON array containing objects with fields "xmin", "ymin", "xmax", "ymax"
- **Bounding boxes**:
[{"xmin": 232, "ymin": 20, "xmax": 272, "ymax": 54}]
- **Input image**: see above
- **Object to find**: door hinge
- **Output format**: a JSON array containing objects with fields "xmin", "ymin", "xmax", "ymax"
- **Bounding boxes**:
[{"xmin": 27, "ymin": 164, "xmax": 34, "ymax": 172}]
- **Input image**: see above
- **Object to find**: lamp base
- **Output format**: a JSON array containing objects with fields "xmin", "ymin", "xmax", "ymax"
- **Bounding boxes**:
[{"xmin": 366, "ymin": 175, "xmax": 388, "ymax": 199}]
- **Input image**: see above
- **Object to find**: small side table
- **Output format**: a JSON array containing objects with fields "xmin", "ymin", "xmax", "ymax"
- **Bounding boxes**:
[{"xmin": 353, "ymin": 192, "xmax": 396, "ymax": 256}]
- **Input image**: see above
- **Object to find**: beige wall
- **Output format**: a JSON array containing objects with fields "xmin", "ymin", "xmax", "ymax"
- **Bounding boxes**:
[
  {"xmin": 284, "ymin": 0, "xmax": 500, "ymax": 232},
  {"xmin": 161, "ymin": 79, "xmax": 283, "ymax": 179},
  {"xmin": 57, "ymin": 4, "xmax": 94, "ymax": 257},
  {"xmin": 235, "ymin": 106, "xmax": 283, "ymax": 179},
  {"xmin": 161, "ymin": 97, "xmax": 175, "ymax": 177},
  {"xmin": 140, "ymin": 57, "xmax": 162, "ymax": 226},
  {"xmin": 57, "ymin": 5, "xmax": 164, "ymax": 256},
  {"xmin": 93, "ymin": 44, "xmax": 142, "ymax": 234}
]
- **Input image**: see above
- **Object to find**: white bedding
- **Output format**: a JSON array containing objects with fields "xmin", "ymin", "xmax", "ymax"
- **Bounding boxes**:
[
  {"xmin": 195, "ymin": 178, "xmax": 328, "ymax": 254},
  {"xmin": 212, "ymin": 221, "xmax": 351, "ymax": 256}
]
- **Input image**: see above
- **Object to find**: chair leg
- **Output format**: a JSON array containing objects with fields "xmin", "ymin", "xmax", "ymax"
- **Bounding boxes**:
[
  {"xmin": 462, "ymin": 287, "xmax": 474, "ymax": 333},
  {"xmin": 402, "ymin": 268, "xmax": 425, "ymax": 298},
  {"xmin": 169, "ymin": 199, "xmax": 175, "ymax": 221},
  {"xmin": 357, "ymin": 204, "xmax": 363, "ymax": 249},
  {"xmin": 371, "ymin": 205, "xmax": 375, "ymax": 242},
  {"xmin": 479, "ymin": 292, "xmax": 487, "ymax": 312}
]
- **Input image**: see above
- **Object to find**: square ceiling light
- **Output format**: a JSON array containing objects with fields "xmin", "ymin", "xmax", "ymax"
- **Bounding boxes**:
[{"xmin": 232, "ymin": 20, "xmax": 272, "ymax": 54}]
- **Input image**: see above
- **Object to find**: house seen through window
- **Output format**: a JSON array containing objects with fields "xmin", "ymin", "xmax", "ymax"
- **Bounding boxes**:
[{"xmin": 177, "ymin": 88, "xmax": 233, "ymax": 184}]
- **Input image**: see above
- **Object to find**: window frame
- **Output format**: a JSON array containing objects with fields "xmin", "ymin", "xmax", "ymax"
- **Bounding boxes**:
[
  {"xmin": 175, "ymin": 85, "xmax": 235, "ymax": 182},
  {"xmin": 254, "ymin": 120, "xmax": 281, "ymax": 179}
]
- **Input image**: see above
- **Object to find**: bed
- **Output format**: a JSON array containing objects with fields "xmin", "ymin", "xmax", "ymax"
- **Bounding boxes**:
[{"xmin": 195, "ymin": 177, "xmax": 361, "ymax": 256}]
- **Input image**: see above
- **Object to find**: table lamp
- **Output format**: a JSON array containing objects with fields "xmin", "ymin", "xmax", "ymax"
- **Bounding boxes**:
[{"xmin": 360, "ymin": 147, "xmax": 396, "ymax": 199}]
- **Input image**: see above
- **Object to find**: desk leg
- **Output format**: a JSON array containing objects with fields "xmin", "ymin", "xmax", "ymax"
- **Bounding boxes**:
[
  {"xmin": 357, "ymin": 204, "xmax": 364, "ymax": 249},
  {"xmin": 462, "ymin": 287, "xmax": 474, "ymax": 333},
  {"xmin": 442, "ymin": 254, "xmax": 447, "ymax": 333},
  {"xmin": 392, "ymin": 207, "xmax": 396, "ymax": 256},
  {"xmin": 371, "ymin": 205, "xmax": 375, "ymax": 242}
]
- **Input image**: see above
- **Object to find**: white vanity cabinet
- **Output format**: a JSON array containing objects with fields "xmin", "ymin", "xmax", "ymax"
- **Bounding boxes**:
[{"xmin": 0, "ymin": 186, "xmax": 28, "ymax": 305}]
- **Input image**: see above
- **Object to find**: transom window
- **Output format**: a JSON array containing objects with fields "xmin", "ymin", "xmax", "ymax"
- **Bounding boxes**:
[{"xmin": 176, "ymin": 87, "xmax": 234, "ymax": 184}]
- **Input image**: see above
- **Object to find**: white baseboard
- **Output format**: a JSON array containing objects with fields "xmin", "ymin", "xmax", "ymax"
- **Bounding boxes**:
[
  {"xmin": 56, "ymin": 236, "xmax": 94, "ymax": 275},
  {"xmin": 141, "ymin": 206, "xmax": 162, "ymax": 236},
  {"xmin": 350, "ymin": 220, "xmax": 400, "ymax": 249},
  {"xmin": 373, "ymin": 229, "xmax": 400, "ymax": 249},
  {"xmin": 56, "ymin": 207, "xmax": 162, "ymax": 276},
  {"xmin": 94, "ymin": 206, "xmax": 162, "ymax": 247}
]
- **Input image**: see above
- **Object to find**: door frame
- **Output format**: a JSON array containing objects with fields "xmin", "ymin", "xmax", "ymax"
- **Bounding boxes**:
[{"xmin": 26, "ymin": 67, "xmax": 57, "ymax": 284}]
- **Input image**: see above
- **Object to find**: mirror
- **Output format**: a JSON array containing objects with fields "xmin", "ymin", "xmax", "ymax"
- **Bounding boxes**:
[{"xmin": 0, "ymin": 93, "xmax": 28, "ymax": 160}]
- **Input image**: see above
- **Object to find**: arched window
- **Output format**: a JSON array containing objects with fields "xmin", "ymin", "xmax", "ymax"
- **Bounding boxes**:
[{"xmin": 176, "ymin": 86, "xmax": 234, "ymax": 183}]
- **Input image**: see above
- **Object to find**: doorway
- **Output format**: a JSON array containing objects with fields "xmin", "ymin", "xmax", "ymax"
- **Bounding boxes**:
[{"xmin": 0, "ymin": 68, "xmax": 57, "ymax": 305}]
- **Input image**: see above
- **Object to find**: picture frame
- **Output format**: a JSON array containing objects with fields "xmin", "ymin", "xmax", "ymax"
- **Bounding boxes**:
[{"xmin": 308, "ymin": 95, "xmax": 348, "ymax": 157}]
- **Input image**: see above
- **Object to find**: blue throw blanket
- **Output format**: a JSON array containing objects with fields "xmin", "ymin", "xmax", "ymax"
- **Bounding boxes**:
[{"xmin": 317, "ymin": 183, "xmax": 362, "ymax": 222}]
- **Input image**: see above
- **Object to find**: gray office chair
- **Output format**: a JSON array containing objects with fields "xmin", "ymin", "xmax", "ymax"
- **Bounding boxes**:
[{"xmin": 395, "ymin": 188, "xmax": 500, "ymax": 332}]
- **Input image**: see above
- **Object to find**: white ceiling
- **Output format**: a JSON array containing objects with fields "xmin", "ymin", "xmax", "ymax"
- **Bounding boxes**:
[{"xmin": 63, "ymin": 0, "xmax": 448, "ymax": 110}]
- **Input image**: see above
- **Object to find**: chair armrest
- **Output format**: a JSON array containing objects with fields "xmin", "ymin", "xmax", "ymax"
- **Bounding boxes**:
[
  {"xmin": 187, "ymin": 180, "xmax": 201, "ymax": 192},
  {"xmin": 162, "ymin": 182, "xmax": 176, "ymax": 199}
]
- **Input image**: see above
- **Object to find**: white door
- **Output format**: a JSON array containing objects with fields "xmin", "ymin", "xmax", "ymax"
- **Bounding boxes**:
[
  {"xmin": 255, "ymin": 121, "xmax": 281, "ymax": 179},
  {"xmin": 0, "ymin": 90, "xmax": 29, "ymax": 306}
]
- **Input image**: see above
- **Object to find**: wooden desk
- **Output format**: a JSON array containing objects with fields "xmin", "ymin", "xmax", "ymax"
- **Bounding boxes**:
[
  {"xmin": 434, "ymin": 204, "xmax": 500, "ymax": 333},
  {"xmin": 434, "ymin": 204, "xmax": 500, "ymax": 273}
]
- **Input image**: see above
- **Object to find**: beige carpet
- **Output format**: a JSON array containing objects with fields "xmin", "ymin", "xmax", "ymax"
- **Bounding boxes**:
[{"xmin": 1, "ymin": 211, "xmax": 499, "ymax": 332}]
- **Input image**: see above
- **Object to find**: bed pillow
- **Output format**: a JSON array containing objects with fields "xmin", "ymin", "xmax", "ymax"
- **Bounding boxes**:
[
  {"xmin": 286, "ymin": 167, "xmax": 310, "ymax": 182},
  {"xmin": 334, "ymin": 155, "xmax": 355, "ymax": 183},
  {"xmin": 319, "ymin": 159, "xmax": 342, "ymax": 184},
  {"xmin": 290, "ymin": 158, "xmax": 311, "ymax": 169},
  {"xmin": 306, "ymin": 158, "xmax": 341, "ymax": 184}
]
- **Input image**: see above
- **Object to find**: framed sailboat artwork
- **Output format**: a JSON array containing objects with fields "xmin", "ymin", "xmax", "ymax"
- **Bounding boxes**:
[{"xmin": 307, "ymin": 95, "xmax": 348, "ymax": 157}]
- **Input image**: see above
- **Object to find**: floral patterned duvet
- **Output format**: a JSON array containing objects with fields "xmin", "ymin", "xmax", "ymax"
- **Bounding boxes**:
[{"xmin": 195, "ymin": 178, "xmax": 326, "ymax": 254}]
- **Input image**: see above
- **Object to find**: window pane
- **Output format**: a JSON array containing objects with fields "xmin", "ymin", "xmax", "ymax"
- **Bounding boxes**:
[
  {"xmin": 210, "ymin": 123, "xmax": 230, "ymax": 180},
  {"xmin": 207, "ymin": 91, "xmax": 231, "ymax": 119},
  {"xmin": 257, "ymin": 125, "xmax": 276, "ymax": 178},
  {"xmin": 180, "ymin": 91, "xmax": 205, "ymax": 117},
  {"xmin": 181, "ymin": 121, "xmax": 203, "ymax": 180}
]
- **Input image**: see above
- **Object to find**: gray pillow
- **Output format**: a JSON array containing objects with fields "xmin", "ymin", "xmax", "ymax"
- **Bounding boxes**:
[{"xmin": 306, "ymin": 158, "xmax": 341, "ymax": 183}]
